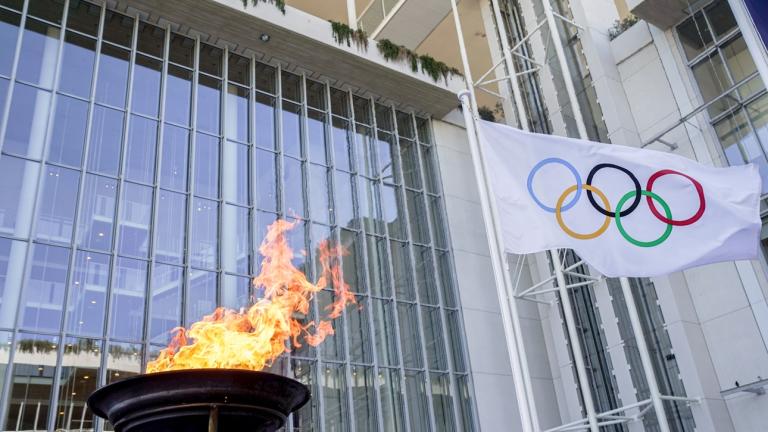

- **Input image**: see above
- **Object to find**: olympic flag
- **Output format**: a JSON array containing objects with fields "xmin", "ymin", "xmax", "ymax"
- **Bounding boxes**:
[{"xmin": 478, "ymin": 120, "xmax": 762, "ymax": 277}]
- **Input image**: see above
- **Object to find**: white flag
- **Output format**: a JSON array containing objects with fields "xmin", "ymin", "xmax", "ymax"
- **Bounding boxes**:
[{"xmin": 478, "ymin": 120, "xmax": 762, "ymax": 277}]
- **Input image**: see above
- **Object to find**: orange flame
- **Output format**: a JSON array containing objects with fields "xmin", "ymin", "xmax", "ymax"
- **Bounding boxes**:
[{"xmin": 146, "ymin": 219, "xmax": 356, "ymax": 373}]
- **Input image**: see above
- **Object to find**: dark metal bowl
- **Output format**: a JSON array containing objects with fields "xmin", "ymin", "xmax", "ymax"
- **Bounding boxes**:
[{"xmin": 87, "ymin": 369, "xmax": 310, "ymax": 432}]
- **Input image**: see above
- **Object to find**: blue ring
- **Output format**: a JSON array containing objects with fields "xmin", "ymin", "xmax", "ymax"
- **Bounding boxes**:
[{"xmin": 527, "ymin": 158, "xmax": 582, "ymax": 213}]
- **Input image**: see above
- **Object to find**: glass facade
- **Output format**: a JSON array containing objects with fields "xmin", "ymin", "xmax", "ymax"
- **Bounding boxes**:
[{"xmin": 0, "ymin": 1, "xmax": 474, "ymax": 431}]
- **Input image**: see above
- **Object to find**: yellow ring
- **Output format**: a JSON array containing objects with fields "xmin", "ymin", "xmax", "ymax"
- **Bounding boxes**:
[{"xmin": 555, "ymin": 184, "xmax": 611, "ymax": 240}]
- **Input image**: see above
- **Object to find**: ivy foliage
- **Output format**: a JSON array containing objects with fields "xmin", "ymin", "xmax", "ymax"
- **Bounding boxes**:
[
  {"xmin": 376, "ymin": 39, "xmax": 462, "ymax": 84},
  {"xmin": 241, "ymin": 0, "xmax": 286, "ymax": 15},
  {"xmin": 329, "ymin": 21, "xmax": 369, "ymax": 51}
]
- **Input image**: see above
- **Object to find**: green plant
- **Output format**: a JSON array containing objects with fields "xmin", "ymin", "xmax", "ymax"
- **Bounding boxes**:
[
  {"xmin": 329, "ymin": 21, "xmax": 369, "ymax": 51},
  {"xmin": 608, "ymin": 14, "xmax": 639, "ymax": 40},
  {"xmin": 375, "ymin": 39, "xmax": 462, "ymax": 84},
  {"xmin": 241, "ymin": 0, "xmax": 286, "ymax": 14}
]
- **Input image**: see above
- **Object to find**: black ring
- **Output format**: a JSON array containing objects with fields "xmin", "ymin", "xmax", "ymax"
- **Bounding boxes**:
[{"xmin": 586, "ymin": 163, "xmax": 641, "ymax": 217}]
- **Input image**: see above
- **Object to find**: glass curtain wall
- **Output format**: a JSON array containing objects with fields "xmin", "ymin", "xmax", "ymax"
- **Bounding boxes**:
[{"xmin": 0, "ymin": 0, "xmax": 474, "ymax": 431}]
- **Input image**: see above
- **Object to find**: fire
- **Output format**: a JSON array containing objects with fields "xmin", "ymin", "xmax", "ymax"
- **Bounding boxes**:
[{"xmin": 146, "ymin": 219, "xmax": 356, "ymax": 373}]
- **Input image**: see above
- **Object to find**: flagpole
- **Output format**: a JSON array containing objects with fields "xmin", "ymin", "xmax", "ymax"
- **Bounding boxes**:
[
  {"xmin": 542, "ymin": 5, "xmax": 673, "ymax": 431},
  {"xmin": 450, "ymin": 1, "xmax": 535, "ymax": 431}
]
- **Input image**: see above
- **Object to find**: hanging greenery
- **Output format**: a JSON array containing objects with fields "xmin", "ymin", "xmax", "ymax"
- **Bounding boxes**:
[
  {"xmin": 329, "ymin": 21, "xmax": 369, "ymax": 51},
  {"xmin": 376, "ymin": 39, "xmax": 462, "ymax": 84},
  {"xmin": 241, "ymin": 0, "xmax": 286, "ymax": 15}
]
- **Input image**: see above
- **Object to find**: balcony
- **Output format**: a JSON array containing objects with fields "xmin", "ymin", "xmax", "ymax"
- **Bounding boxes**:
[{"xmin": 357, "ymin": 0, "xmax": 454, "ymax": 49}]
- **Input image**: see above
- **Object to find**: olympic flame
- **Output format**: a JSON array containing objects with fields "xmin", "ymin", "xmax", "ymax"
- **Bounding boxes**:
[{"xmin": 146, "ymin": 219, "xmax": 356, "ymax": 373}]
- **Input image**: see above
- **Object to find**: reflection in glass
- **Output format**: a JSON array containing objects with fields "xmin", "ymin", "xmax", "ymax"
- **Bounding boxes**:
[
  {"xmin": 59, "ymin": 32, "xmax": 96, "ymax": 98},
  {"xmin": 390, "ymin": 240, "xmax": 414, "ymax": 301},
  {"xmin": 721, "ymin": 36, "xmax": 763, "ymax": 99},
  {"xmin": 190, "ymin": 197, "xmax": 218, "ymax": 269},
  {"xmin": 96, "ymin": 44, "xmax": 130, "ymax": 107},
  {"xmin": 255, "ymin": 148, "xmax": 277, "ymax": 211},
  {"xmin": 346, "ymin": 294, "xmax": 372, "ymax": 362},
  {"xmin": 447, "ymin": 310, "xmax": 466, "ymax": 372},
  {"xmin": 150, "ymin": 263, "xmax": 182, "ymax": 344},
  {"xmin": 155, "ymin": 190, "xmax": 186, "ymax": 264},
  {"xmin": 381, "ymin": 184, "xmax": 405, "ymax": 240},
  {"xmin": 379, "ymin": 368, "xmax": 406, "ymax": 432},
  {"xmin": 322, "ymin": 363, "xmax": 349, "ymax": 431},
  {"xmin": 706, "ymin": 0, "xmax": 737, "ymax": 38},
  {"xmin": 67, "ymin": 251, "xmax": 109, "ymax": 337},
  {"xmin": 222, "ymin": 204, "xmax": 249, "ymax": 274},
  {"xmin": 283, "ymin": 101, "xmax": 303, "ymax": 158},
  {"xmin": 54, "ymin": 338, "xmax": 101, "ymax": 432},
  {"xmin": 284, "ymin": 157, "xmax": 305, "ymax": 217},
  {"xmin": 66, "ymin": 0, "xmax": 100, "ymax": 36},
  {"xmin": 110, "ymin": 258, "xmax": 147, "ymax": 341},
  {"xmin": 306, "ymin": 79, "xmax": 326, "ymax": 110},
  {"xmin": 222, "ymin": 274, "xmax": 251, "ymax": 309},
  {"xmin": 397, "ymin": 111, "xmax": 414, "ymax": 138},
  {"xmin": 355, "ymin": 125, "xmax": 376, "ymax": 177},
  {"xmin": 199, "ymin": 43, "xmax": 222, "ymax": 77},
  {"xmin": 4, "ymin": 333, "xmax": 58, "ymax": 431},
  {"xmin": 194, "ymin": 133, "xmax": 219, "ymax": 198},
  {"xmin": 0, "ymin": 156, "xmax": 39, "ymax": 237},
  {"xmin": 102, "ymin": 10, "xmax": 133, "ymax": 48},
  {"xmin": 281, "ymin": 70, "xmax": 302, "ymax": 102},
  {"xmin": 226, "ymin": 84, "xmax": 249, "ymax": 142},
  {"xmin": 255, "ymin": 93, "xmax": 276, "ymax": 149},
  {"xmin": 330, "ymin": 87, "xmax": 349, "ymax": 117},
  {"xmin": 4, "ymin": 83, "xmax": 51, "ymax": 158},
  {"xmin": 400, "ymin": 139, "xmax": 421, "ymax": 189},
  {"xmin": 437, "ymin": 251, "xmax": 456, "ymax": 308},
  {"xmin": 132, "ymin": 54, "xmax": 162, "ymax": 117},
  {"xmin": 0, "ymin": 239, "xmax": 25, "ymax": 328},
  {"xmin": 353, "ymin": 96, "xmax": 371, "ymax": 125},
  {"xmin": 407, "ymin": 190, "xmax": 430, "ymax": 244},
  {"xmin": 423, "ymin": 306, "xmax": 447, "ymax": 370},
  {"xmin": 88, "ymin": 105, "xmax": 125, "ymax": 176},
  {"xmin": 715, "ymin": 111, "xmax": 768, "ymax": 188},
  {"xmin": 421, "ymin": 144, "xmax": 439, "ymax": 194},
  {"xmin": 255, "ymin": 62, "xmax": 276, "ymax": 94},
  {"xmin": 106, "ymin": 342, "xmax": 142, "ymax": 384},
  {"xmin": 405, "ymin": 370, "xmax": 430, "ymax": 432},
  {"xmin": 359, "ymin": 177, "xmax": 383, "ymax": 234},
  {"xmin": 197, "ymin": 75, "xmax": 221, "ymax": 135},
  {"xmin": 169, "ymin": 33, "xmax": 194, "ymax": 67},
  {"xmin": 20, "ymin": 244, "xmax": 70, "ymax": 332},
  {"xmin": 228, "ymin": 53, "xmax": 250, "ymax": 86},
  {"xmin": 186, "ymin": 269, "xmax": 216, "ymax": 325},
  {"xmin": 118, "ymin": 182, "xmax": 152, "ymax": 258},
  {"xmin": 332, "ymin": 117, "xmax": 353, "ymax": 172},
  {"xmin": 165, "ymin": 65, "xmax": 192, "ymax": 126},
  {"xmin": 160, "ymin": 124, "xmax": 189, "ymax": 191},
  {"xmin": 431, "ymin": 372, "xmax": 456, "ymax": 432},
  {"xmin": 136, "ymin": 21, "xmax": 164, "ymax": 57},
  {"xmin": 317, "ymin": 288, "xmax": 343, "ymax": 360},
  {"xmin": 414, "ymin": 245, "xmax": 438, "ymax": 305},
  {"xmin": 366, "ymin": 235, "xmax": 390, "ymax": 297},
  {"xmin": 77, "ymin": 186, "xmax": 113, "ymax": 253},
  {"xmin": 309, "ymin": 164, "xmax": 330, "ymax": 224},
  {"xmin": 0, "ymin": 10, "xmax": 20, "ymax": 77},
  {"xmin": 308, "ymin": 109, "xmax": 328, "ymax": 164},
  {"xmin": 125, "ymin": 116, "xmax": 158, "ymax": 183},
  {"xmin": 334, "ymin": 171, "xmax": 355, "ymax": 228},
  {"xmin": 48, "ymin": 95, "xmax": 88, "ymax": 167},
  {"xmin": 373, "ymin": 299, "xmax": 398, "ymax": 366},
  {"xmin": 398, "ymin": 302, "xmax": 423, "ymax": 368},
  {"xmin": 35, "ymin": 166, "xmax": 80, "ymax": 244},
  {"xmin": 350, "ymin": 365, "xmax": 377, "ymax": 431},
  {"xmin": 17, "ymin": 19, "xmax": 60, "ymax": 89},
  {"xmin": 291, "ymin": 359, "xmax": 320, "ymax": 432},
  {"xmin": 223, "ymin": 141, "xmax": 248, "ymax": 205}
]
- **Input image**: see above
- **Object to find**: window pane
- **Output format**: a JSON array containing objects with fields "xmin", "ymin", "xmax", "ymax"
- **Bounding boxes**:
[
  {"xmin": 223, "ymin": 141, "xmax": 248, "ymax": 205},
  {"xmin": 332, "ymin": 117, "xmax": 353, "ymax": 171},
  {"xmin": 706, "ymin": 0, "xmax": 737, "ymax": 38},
  {"xmin": 307, "ymin": 79, "xmax": 325, "ymax": 110},
  {"xmin": 77, "ymin": 174, "xmax": 117, "ymax": 252},
  {"xmin": 118, "ymin": 182, "xmax": 152, "ymax": 258},
  {"xmin": 190, "ymin": 197, "xmax": 218, "ymax": 269},
  {"xmin": 54, "ymin": 338, "xmax": 101, "ymax": 432},
  {"xmin": 255, "ymin": 93, "xmax": 276, "ymax": 149},
  {"xmin": 222, "ymin": 204, "xmax": 249, "ymax": 274},
  {"xmin": 322, "ymin": 363, "xmax": 349, "ymax": 432},
  {"xmin": 715, "ymin": 111, "xmax": 768, "ymax": 188},
  {"xmin": 350, "ymin": 366, "xmax": 377, "ymax": 431},
  {"xmin": 447, "ymin": 310, "xmax": 466, "ymax": 372},
  {"xmin": 17, "ymin": 18, "xmax": 60, "ymax": 88},
  {"xmin": 165, "ymin": 64, "xmax": 192, "ymax": 126},
  {"xmin": 254, "ymin": 210, "xmax": 276, "ymax": 269},
  {"xmin": 334, "ymin": 171, "xmax": 355, "ymax": 228},
  {"xmin": 255, "ymin": 62, "xmax": 276, "ymax": 93},
  {"xmin": 228, "ymin": 53, "xmax": 250, "ymax": 86},
  {"xmin": 431, "ymin": 373, "xmax": 456, "ymax": 432},
  {"xmin": 382, "ymin": 184, "xmax": 405, "ymax": 240},
  {"xmin": 379, "ymin": 369, "xmax": 406, "ymax": 432},
  {"xmin": 66, "ymin": 0, "xmax": 100, "ymax": 36},
  {"xmin": 407, "ymin": 190, "xmax": 430, "ymax": 244},
  {"xmin": 197, "ymin": 75, "xmax": 221, "ymax": 134},
  {"xmin": 102, "ymin": 10, "xmax": 133, "ymax": 47},
  {"xmin": 429, "ymin": 195, "xmax": 448, "ymax": 248},
  {"xmin": 373, "ymin": 299, "xmax": 398, "ymax": 366},
  {"xmin": 310, "ymin": 164, "xmax": 330, "ymax": 224},
  {"xmin": 355, "ymin": 124, "xmax": 375, "ymax": 177},
  {"xmin": 169, "ymin": 33, "xmax": 194, "ymax": 67},
  {"xmin": 421, "ymin": 144, "xmax": 439, "ymax": 194},
  {"xmin": 291, "ymin": 360, "xmax": 321, "ymax": 432},
  {"xmin": 358, "ymin": 177, "xmax": 383, "ymax": 234},
  {"xmin": 36, "ymin": 166, "xmax": 79, "ymax": 244},
  {"xmin": 330, "ymin": 87, "xmax": 349, "ymax": 117},
  {"xmin": 155, "ymin": 190, "xmax": 186, "ymax": 264},
  {"xmin": 222, "ymin": 274, "xmax": 251, "ymax": 309},
  {"xmin": 397, "ymin": 111, "xmax": 414, "ymax": 138},
  {"xmin": 0, "ymin": 156, "xmax": 39, "ymax": 237},
  {"xmin": 96, "ymin": 44, "xmax": 130, "ymax": 107},
  {"xmin": 0, "ymin": 10, "xmax": 20, "ymax": 77},
  {"xmin": 347, "ymin": 295, "xmax": 372, "ymax": 363},
  {"xmin": 677, "ymin": 11, "xmax": 712, "ymax": 61},
  {"xmin": 281, "ymin": 70, "xmax": 302, "ymax": 101},
  {"xmin": 423, "ymin": 306, "xmax": 447, "ymax": 370},
  {"xmin": 59, "ymin": 31, "xmax": 96, "ymax": 98},
  {"xmin": 0, "ymin": 239, "xmax": 26, "ymax": 328},
  {"xmin": 405, "ymin": 371, "xmax": 430, "ymax": 432},
  {"xmin": 194, "ymin": 133, "xmax": 219, "ymax": 198},
  {"xmin": 255, "ymin": 148, "xmax": 277, "ymax": 211},
  {"xmin": 132, "ymin": 54, "xmax": 162, "ymax": 117},
  {"xmin": 437, "ymin": 251, "xmax": 456, "ymax": 308},
  {"xmin": 284, "ymin": 157, "xmax": 305, "ymax": 217},
  {"xmin": 308, "ymin": 109, "xmax": 328, "ymax": 164},
  {"xmin": 48, "ymin": 95, "xmax": 88, "ymax": 167},
  {"xmin": 150, "ymin": 263, "xmax": 182, "ymax": 344},
  {"xmin": 377, "ymin": 132, "xmax": 398, "ymax": 183},
  {"xmin": 21, "ymin": 244, "xmax": 70, "ymax": 332},
  {"xmin": 390, "ymin": 240, "xmax": 414, "ymax": 301},
  {"xmin": 4, "ymin": 333, "xmax": 57, "ymax": 431},
  {"xmin": 4, "ymin": 83, "xmax": 51, "ymax": 158},
  {"xmin": 226, "ymin": 84, "xmax": 249, "ymax": 142},
  {"xmin": 125, "ymin": 116, "xmax": 158, "ymax": 183},
  {"xmin": 110, "ymin": 257, "xmax": 147, "ymax": 341},
  {"xmin": 66, "ymin": 251, "xmax": 109, "ymax": 337},
  {"xmin": 366, "ymin": 235, "xmax": 390, "ymax": 297},
  {"xmin": 340, "ymin": 229, "xmax": 364, "ymax": 294},
  {"xmin": 28, "ymin": 0, "xmax": 63, "ymax": 23},
  {"xmin": 398, "ymin": 302, "xmax": 423, "ymax": 368},
  {"xmin": 282, "ymin": 101, "xmax": 303, "ymax": 158},
  {"xmin": 88, "ymin": 106, "xmax": 125, "ymax": 176},
  {"xmin": 199, "ymin": 43, "xmax": 222, "ymax": 76},
  {"xmin": 722, "ymin": 36, "xmax": 764, "ymax": 99},
  {"xmin": 160, "ymin": 124, "xmax": 189, "ymax": 191},
  {"xmin": 186, "ymin": 269, "xmax": 217, "ymax": 324},
  {"xmin": 136, "ymin": 21, "xmax": 164, "ymax": 57},
  {"xmin": 317, "ymin": 289, "xmax": 344, "ymax": 360},
  {"xmin": 353, "ymin": 96, "xmax": 371, "ymax": 125},
  {"xmin": 400, "ymin": 139, "xmax": 421, "ymax": 189},
  {"xmin": 749, "ymin": 94, "xmax": 768, "ymax": 154},
  {"xmin": 375, "ymin": 103, "xmax": 394, "ymax": 131},
  {"xmin": 414, "ymin": 245, "xmax": 438, "ymax": 305},
  {"xmin": 106, "ymin": 342, "xmax": 141, "ymax": 384},
  {"xmin": 0, "ymin": 78, "xmax": 7, "ymax": 111}
]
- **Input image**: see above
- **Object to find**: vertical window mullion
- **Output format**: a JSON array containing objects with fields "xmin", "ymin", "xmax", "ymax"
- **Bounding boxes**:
[{"xmin": 0, "ymin": 0, "xmax": 29, "ymax": 156}]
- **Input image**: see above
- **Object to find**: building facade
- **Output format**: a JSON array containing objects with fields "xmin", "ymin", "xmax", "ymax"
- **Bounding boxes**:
[{"xmin": 0, "ymin": 0, "xmax": 767, "ymax": 431}]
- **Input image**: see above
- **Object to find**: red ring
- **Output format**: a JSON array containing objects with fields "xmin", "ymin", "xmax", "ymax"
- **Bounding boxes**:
[{"xmin": 645, "ymin": 169, "xmax": 705, "ymax": 226}]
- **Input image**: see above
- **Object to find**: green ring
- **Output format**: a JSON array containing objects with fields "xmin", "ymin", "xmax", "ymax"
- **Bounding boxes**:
[{"xmin": 615, "ymin": 190, "xmax": 673, "ymax": 247}]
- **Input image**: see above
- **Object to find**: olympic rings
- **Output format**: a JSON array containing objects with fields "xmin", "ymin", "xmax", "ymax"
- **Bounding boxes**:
[
  {"xmin": 527, "ymin": 159, "xmax": 706, "ymax": 247},
  {"xmin": 556, "ymin": 185, "xmax": 611, "ymax": 240}
]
